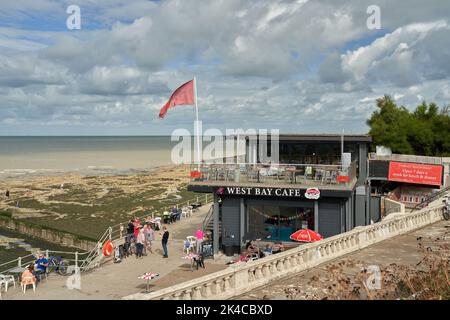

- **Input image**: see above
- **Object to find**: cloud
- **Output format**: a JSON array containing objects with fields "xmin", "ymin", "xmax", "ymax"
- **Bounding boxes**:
[{"xmin": 0, "ymin": 0, "xmax": 449, "ymax": 135}]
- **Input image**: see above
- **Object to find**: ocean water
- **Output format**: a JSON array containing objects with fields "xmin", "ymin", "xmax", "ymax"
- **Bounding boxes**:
[{"xmin": 0, "ymin": 136, "xmax": 179, "ymax": 179}]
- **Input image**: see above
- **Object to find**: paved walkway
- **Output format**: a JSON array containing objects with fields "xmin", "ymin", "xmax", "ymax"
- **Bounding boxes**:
[
  {"xmin": 238, "ymin": 219, "xmax": 450, "ymax": 300},
  {"xmin": 2, "ymin": 203, "xmax": 228, "ymax": 300}
]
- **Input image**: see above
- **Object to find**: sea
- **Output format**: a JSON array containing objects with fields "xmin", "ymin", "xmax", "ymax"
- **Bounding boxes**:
[
  {"xmin": 0, "ymin": 136, "xmax": 179, "ymax": 264},
  {"xmin": 0, "ymin": 136, "xmax": 179, "ymax": 179}
]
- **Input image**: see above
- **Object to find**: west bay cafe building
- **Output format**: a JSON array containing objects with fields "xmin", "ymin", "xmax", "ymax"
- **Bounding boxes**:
[{"xmin": 188, "ymin": 134, "xmax": 445, "ymax": 255}]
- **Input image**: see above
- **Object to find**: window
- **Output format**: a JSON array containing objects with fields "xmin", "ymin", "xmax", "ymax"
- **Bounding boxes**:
[{"xmin": 248, "ymin": 204, "xmax": 314, "ymax": 242}]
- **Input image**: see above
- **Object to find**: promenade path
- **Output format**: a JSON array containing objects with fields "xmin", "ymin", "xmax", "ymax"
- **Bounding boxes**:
[
  {"xmin": 2, "ymin": 203, "xmax": 229, "ymax": 300},
  {"xmin": 238, "ymin": 219, "xmax": 450, "ymax": 300}
]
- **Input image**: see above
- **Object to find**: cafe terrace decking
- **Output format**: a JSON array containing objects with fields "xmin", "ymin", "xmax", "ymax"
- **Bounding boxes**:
[{"xmin": 189, "ymin": 162, "xmax": 358, "ymax": 191}]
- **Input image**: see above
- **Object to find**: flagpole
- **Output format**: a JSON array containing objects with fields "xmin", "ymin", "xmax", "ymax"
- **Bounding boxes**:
[{"xmin": 194, "ymin": 76, "xmax": 201, "ymax": 170}]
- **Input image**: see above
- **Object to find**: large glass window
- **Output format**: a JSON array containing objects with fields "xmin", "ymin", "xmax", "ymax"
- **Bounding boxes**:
[
  {"xmin": 278, "ymin": 141, "xmax": 361, "ymax": 165},
  {"xmin": 248, "ymin": 204, "xmax": 314, "ymax": 242}
]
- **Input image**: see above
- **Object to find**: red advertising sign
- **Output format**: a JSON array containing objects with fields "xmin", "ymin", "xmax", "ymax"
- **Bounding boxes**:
[
  {"xmin": 336, "ymin": 175, "xmax": 350, "ymax": 183},
  {"xmin": 388, "ymin": 161, "xmax": 443, "ymax": 186},
  {"xmin": 190, "ymin": 171, "xmax": 202, "ymax": 179}
]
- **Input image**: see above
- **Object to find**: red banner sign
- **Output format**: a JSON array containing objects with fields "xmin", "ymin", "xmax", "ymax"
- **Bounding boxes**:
[
  {"xmin": 388, "ymin": 161, "xmax": 443, "ymax": 186},
  {"xmin": 336, "ymin": 175, "xmax": 350, "ymax": 183},
  {"xmin": 190, "ymin": 171, "xmax": 202, "ymax": 179}
]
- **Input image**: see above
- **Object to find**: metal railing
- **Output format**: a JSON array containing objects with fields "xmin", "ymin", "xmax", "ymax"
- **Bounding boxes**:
[
  {"xmin": 0, "ymin": 250, "xmax": 90, "ymax": 277},
  {"xmin": 190, "ymin": 162, "xmax": 358, "ymax": 187},
  {"xmin": 1, "ymin": 193, "xmax": 213, "ymax": 277},
  {"xmin": 369, "ymin": 153, "xmax": 443, "ymax": 165},
  {"xmin": 412, "ymin": 185, "xmax": 450, "ymax": 211},
  {"xmin": 202, "ymin": 205, "xmax": 214, "ymax": 232}
]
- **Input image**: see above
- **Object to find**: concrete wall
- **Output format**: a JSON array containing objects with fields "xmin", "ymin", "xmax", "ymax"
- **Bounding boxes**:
[
  {"xmin": 123, "ymin": 202, "xmax": 444, "ymax": 300},
  {"xmin": 0, "ymin": 216, "xmax": 96, "ymax": 252}
]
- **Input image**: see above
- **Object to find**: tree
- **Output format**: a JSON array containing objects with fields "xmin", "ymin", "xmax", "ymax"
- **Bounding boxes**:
[{"xmin": 367, "ymin": 96, "xmax": 450, "ymax": 156}]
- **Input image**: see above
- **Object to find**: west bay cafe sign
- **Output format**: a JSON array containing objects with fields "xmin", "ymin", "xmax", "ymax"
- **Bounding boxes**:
[{"xmin": 215, "ymin": 186, "xmax": 321, "ymax": 200}]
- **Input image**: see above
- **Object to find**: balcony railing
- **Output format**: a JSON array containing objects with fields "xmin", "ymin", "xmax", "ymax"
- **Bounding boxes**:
[
  {"xmin": 369, "ymin": 153, "xmax": 442, "ymax": 165},
  {"xmin": 190, "ymin": 161, "xmax": 358, "ymax": 188}
]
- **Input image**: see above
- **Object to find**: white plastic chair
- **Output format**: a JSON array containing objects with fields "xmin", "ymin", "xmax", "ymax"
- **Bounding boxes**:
[
  {"xmin": 182, "ymin": 207, "xmax": 189, "ymax": 219},
  {"xmin": 21, "ymin": 276, "xmax": 36, "ymax": 293},
  {"xmin": 183, "ymin": 240, "xmax": 194, "ymax": 254},
  {"xmin": 0, "ymin": 274, "xmax": 16, "ymax": 292},
  {"xmin": 186, "ymin": 236, "xmax": 197, "ymax": 253}
]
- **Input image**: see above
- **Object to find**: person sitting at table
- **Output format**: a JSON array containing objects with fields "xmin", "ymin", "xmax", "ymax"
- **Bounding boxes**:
[
  {"xmin": 35, "ymin": 253, "xmax": 49, "ymax": 279},
  {"xmin": 262, "ymin": 243, "xmax": 273, "ymax": 256},
  {"xmin": 21, "ymin": 264, "xmax": 36, "ymax": 287},
  {"xmin": 245, "ymin": 241, "xmax": 260, "ymax": 258},
  {"xmin": 272, "ymin": 241, "xmax": 284, "ymax": 254}
]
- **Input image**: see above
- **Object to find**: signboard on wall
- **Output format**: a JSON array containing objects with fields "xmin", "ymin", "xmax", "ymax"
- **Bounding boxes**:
[
  {"xmin": 215, "ymin": 186, "xmax": 320, "ymax": 199},
  {"xmin": 388, "ymin": 161, "xmax": 443, "ymax": 186}
]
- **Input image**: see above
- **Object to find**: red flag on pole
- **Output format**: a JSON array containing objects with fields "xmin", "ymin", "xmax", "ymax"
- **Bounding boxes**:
[{"xmin": 159, "ymin": 80, "xmax": 195, "ymax": 118}]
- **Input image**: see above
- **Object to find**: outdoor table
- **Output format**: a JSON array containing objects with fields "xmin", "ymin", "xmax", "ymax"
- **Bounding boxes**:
[
  {"xmin": 163, "ymin": 212, "xmax": 171, "ymax": 224},
  {"xmin": 7, "ymin": 266, "xmax": 26, "ymax": 281},
  {"xmin": 138, "ymin": 272, "xmax": 159, "ymax": 292},
  {"xmin": 183, "ymin": 253, "xmax": 199, "ymax": 271},
  {"xmin": 286, "ymin": 167, "xmax": 303, "ymax": 184}
]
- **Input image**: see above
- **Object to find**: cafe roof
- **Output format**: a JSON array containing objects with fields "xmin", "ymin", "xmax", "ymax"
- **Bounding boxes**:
[{"xmin": 238, "ymin": 134, "xmax": 372, "ymax": 143}]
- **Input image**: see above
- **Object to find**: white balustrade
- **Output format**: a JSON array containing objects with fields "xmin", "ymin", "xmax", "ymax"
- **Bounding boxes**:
[{"xmin": 123, "ymin": 204, "xmax": 444, "ymax": 301}]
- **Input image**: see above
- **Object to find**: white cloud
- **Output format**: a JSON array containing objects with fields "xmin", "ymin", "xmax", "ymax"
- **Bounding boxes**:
[{"xmin": 0, "ymin": 0, "xmax": 449, "ymax": 135}]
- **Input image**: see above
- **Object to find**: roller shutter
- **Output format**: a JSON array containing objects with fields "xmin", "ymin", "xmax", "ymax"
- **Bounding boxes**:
[
  {"xmin": 221, "ymin": 198, "xmax": 241, "ymax": 246},
  {"xmin": 318, "ymin": 201, "xmax": 341, "ymax": 238}
]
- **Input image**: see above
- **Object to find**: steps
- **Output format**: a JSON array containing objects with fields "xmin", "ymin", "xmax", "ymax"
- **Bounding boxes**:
[{"xmin": 412, "ymin": 186, "xmax": 450, "ymax": 211}]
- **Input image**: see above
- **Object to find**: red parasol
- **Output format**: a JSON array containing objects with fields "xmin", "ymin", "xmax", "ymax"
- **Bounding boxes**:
[{"xmin": 289, "ymin": 229, "xmax": 323, "ymax": 242}]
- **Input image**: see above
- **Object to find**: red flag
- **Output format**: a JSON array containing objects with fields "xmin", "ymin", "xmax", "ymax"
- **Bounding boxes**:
[{"xmin": 159, "ymin": 80, "xmax": 195, "ymax": 118}]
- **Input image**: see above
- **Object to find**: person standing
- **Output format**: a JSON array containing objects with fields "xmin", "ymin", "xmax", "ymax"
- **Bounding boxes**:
[
  {"xmin": 195, "ymin": 229, "xmax": 204, "ymax": 254},
  {"xmin": 161, "ymin": 226, "xmax": 169, "ymax": 258},
  {"xmin": 126, "ymin": 219, "xmax": 134, "ymax": 242},
  {"xmin": 144, "ymin": 223, "xmax": 154, "ymax": 254},
  {"xmin": 136, "ymin": 226, "xmax": 145, "ymax": 258}
]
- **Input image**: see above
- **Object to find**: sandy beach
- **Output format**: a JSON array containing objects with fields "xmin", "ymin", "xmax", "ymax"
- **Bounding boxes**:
[{"xmin": 0, "ymin": 165, "xmax": 196, "ymax": 243}]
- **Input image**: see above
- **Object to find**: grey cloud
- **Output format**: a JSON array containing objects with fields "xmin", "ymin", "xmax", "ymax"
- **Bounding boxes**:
[
  {"xmin": 1, "ymin": 0, "xmax": 450, "ymax": 135},
  {"xmin": 77, "ymin": 66, "xmax": 170, "ymax": 96}
]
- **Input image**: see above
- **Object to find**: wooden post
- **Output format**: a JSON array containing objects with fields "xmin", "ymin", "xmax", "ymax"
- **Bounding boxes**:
[
  {"xmin": 18, "ymin": 257, "xmax": 21, "ymax": 268},
  {"xmin": 75, "ymin": 252, "xmax": 78, "ymax": 268}
]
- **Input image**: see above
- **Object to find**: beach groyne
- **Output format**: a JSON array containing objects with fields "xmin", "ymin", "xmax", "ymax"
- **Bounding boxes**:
[{"xmin": 0, "ymin": 215, "xmax": 96, "ymax": 252}]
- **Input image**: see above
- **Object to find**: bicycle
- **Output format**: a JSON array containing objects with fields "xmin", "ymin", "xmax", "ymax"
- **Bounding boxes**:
[
  {"xmin": 47, "ymin": 256, "xmax": 70, "ymax": 276},
  {"xmin": 443, "ymin": 199, "xmax": 450, "ymax": 220}
]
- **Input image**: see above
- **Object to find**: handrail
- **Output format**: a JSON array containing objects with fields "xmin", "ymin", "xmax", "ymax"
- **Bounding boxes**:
[
  {"xmin": 191, "ymin": 161, "xmax": 358, "ymax": 187},
  {"xmin": 123, "ymin": 202, "xmax": 445, "ymax": 300},
  {"xmin": 369, "ymin": 153, "xmax": 443, "ymax": 165},
  {"xmin": 1, "ymin": 193, "xmax": 213, "ymax": 275},
  {"xmin": 202, "ymin": 205, "xmax": 214, "ymax": 232},
  {"xmin": 412, "ymin": 186, "xmax": 450, "ymax": 211}
]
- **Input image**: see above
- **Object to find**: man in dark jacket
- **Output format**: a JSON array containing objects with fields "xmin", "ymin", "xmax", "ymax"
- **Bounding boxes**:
[
  {"xmin": 161, "ymin": 226, "xmax": 169, "ymax": 258},
  {"xmin": 127, "ymin": 219, "xmax": 135, "ymax": 241}
]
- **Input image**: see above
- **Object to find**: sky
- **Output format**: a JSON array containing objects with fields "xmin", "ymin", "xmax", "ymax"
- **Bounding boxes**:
[{"xmin": 0, "ymin": 0, "xmax": 449, "ymax": 136}]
